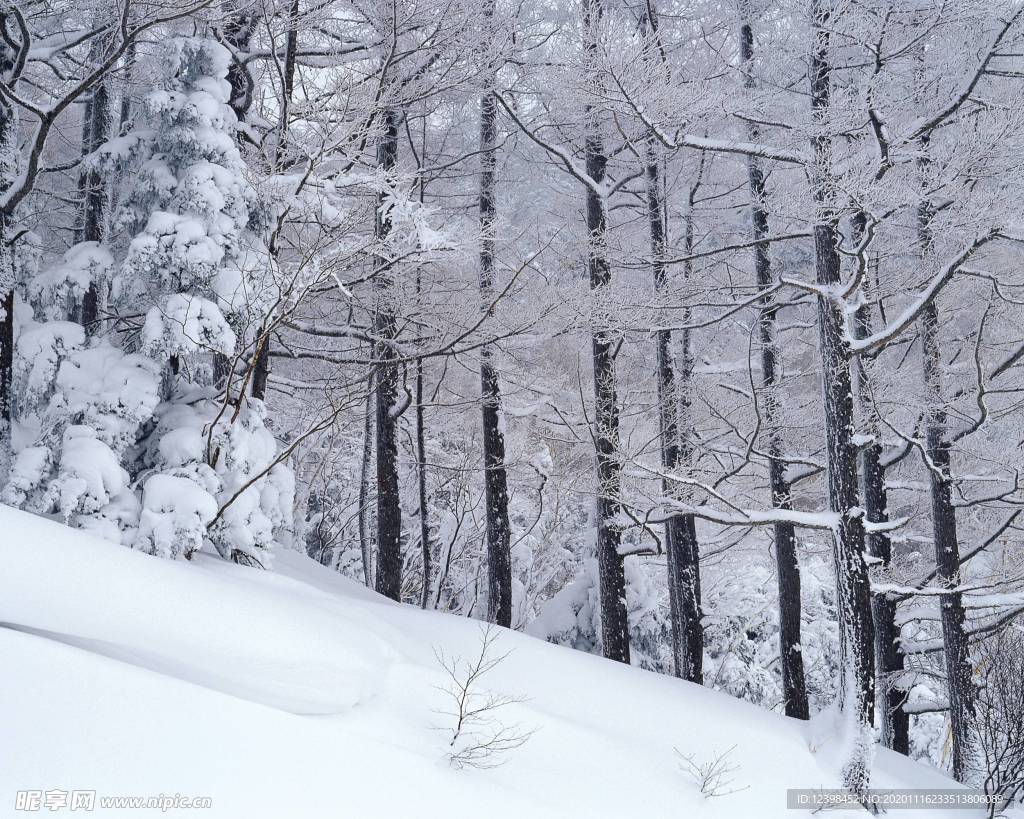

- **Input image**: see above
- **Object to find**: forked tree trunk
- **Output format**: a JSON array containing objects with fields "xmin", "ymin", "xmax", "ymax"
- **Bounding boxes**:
[
  {"xmin": 740, "ymin": 14, "xmax": 808, "ymax": 719},
  {"xmin": 851, "ymin": 212, "xmax": 909, "ymax": 755},
  {"xmin": 373, "ymin": 108, "xmax": 403, "ymax": 602},
  {"xmin": 642, "ymin": 4, "xmax": 701, "ymax": 683},
  {"xmin": 478, "ymin": 1, "xmax": 513, "ymax": 627},
  {"xmin": 583, "ymin": 0, "xmax": 629, "ymax": 664},
  {"xmin": 809, "ymin": 1, "xmax": 875, "ymax": 797}
]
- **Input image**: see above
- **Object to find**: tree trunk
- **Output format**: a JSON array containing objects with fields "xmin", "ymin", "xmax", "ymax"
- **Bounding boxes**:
[
  {"xmin": 414, "ymin": 289, "xmax": 432, "ymax": 609},
  {"xmin": 223, "ymin": 2, "xmax": 259, "ymax": 123},
  {"xmin": 918, "ymin": 207, "xmax": 974, "ymax": 778},
  {"xmin": 478, "ymin": 6, "xmax": 513, "ymax": 627},
  {"xmin": 78, "ymin": 75, "xmax": 108, "ymax": 333},
  {"xmin": 77, "ymin": 26, "xmax": 112, "ymax": 333},
  {"xmin": 920, "ymin": 366, "xmax": 974, "ymax": 782},
  {"xmin": 859, "ymin": 420, "xmax": 910, "ymax": 754},
  {"xmin": 809, "ymin": 1, "xmax": 875, "ymax": 797},
  {"xmin": 914, "ymin": 144, "xmax": 974, "ymax": 778},
  {"xmin": 641, "ymin": 1, "xmax": 701, "ymax": 684},
  {"xmin": 0, "ymin": 29, "xmax": 17, "ymax": 474},
  {"xmin": 851, "ymin": 211, "xmax": 909, "ymax": 754},
  {"xmin": 249, "ymin": 0, "xmax": 298, "ymax": 400},
  {"xmin": 0, "ymin": 238, "xmax": 13, "ymax": 476},
  {"xmin": 222, "ymin": 1, "xmax": 273, "ymax": 399},
  {"xmin": 583, "ymin": 0, "xmax": 629, "ymax": 664},
  {"xmin": 373, "ymin": 108, "xmax": 403, "ymax": 602},
  {"xmin": 647, "ymin": 158, "xmax": 700, "ymax": 681},
  {"xmin": 358, "ymin": 371, "xmax": 375, "ymax": 588},
  {"xmin": 740, "ymin": 15, "xmax": 808, "ymax": 719}
]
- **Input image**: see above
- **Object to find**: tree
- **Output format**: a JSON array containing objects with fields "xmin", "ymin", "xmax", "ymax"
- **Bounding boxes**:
[
  {"xmin": 477, "ymin": 0, "xmax": 513, "ymax": 628},
  {"xmin": 0, "ymin": 1, "xmax": 208, "ymax": 477},
  {"xmin": 807, "ymin": 2, "xmax": 876, "ymax": 795},
  {"xmin": 738, "ymin": 3, "xmax": 808, "ymax": 718}
]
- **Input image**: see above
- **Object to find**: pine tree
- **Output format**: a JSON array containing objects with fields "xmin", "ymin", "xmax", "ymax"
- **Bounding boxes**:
[{"xmin": 115, "ymin": 37, "xmax": 292, "ymax": 565}]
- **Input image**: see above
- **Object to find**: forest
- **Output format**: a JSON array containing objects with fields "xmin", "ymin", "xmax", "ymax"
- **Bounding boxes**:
[{"xmin": 0, "ymin": 0, "xmax": 1023, "ymax": 812}]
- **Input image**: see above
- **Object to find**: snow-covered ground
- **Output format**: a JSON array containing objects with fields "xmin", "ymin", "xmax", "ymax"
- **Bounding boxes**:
[{"xmin": 0, "ymin": 507, "xmax": 984, "ymax": 818}]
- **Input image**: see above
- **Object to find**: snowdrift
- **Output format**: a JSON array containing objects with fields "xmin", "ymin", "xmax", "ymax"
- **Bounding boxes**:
[{"xmin": 0, "ymin": 506, "xmax": 973, "ymax": 817}]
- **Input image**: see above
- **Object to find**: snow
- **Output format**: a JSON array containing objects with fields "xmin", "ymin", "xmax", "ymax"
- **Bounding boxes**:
[
  {"xmin": 0, "ymin": 506, "xmax": 987, "ymax": 818},
  {"xmin": 13, "ymin": 321, "xmax": 84, "ymax": 408},
  {"xmin": 50, "ymin": 425, "xmax": 129, "ymax": 520},
  {"xmin": 136, "ymin": 474, "xmax": 219, "ymax": 560},
  {"xmin": 52, "ymin": 345, "xmax": 161, "ymax": 450},
  {"xmin": 143, "ymin": 294, "xmax": 237, "ymax": 358}
]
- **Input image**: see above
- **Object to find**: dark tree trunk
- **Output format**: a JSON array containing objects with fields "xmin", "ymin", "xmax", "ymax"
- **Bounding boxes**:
[
  {"xmin": 118, "ymin": 42, "xmax": 136, "ymax": 135},
  {"xmin": 809, "ymin": 1, "xmax": 875, "ymax": 796},
  {"xmin": 851, "ymin": 211, "xmax": 909, "ymax": 755},
  {"xmin": 222, "ymin": 1, "xmax": 273, "ymax": 399},
  {"xmin": 278, "ymin": 0, "xmax": 299, "ymax": 156},
  {"xmin": 223, "ymin": 3, "xmax": 260, "ymax": 123},
  {"xmin": 915, "ymin": 159, "xmax": 974, "ymax": 782},
  {"xmin": 373, "ymin": 108, "xmax": 403, "ymax": 602},
  {"xmin": 250, "ymin": 0, "xmax": 298, "ymax": 399},
  {"xmin": 79, "ymin": 83, "xmax": 108, "ymax": 332},
  {"xmin": 740, "ymin": 16, "xmax": 808, "ymax": 719},
  {"xmin": 77, "ymin": 22, "xmax": 112, "ymax": 324},
  {"xmin": 414, "ymin": 284, "xmax": 432, "ymax": 609},
  {"xmin": 250, "ymin": 341, "xmax": 269, "ymax": 401},
  {"xmin": 0, "ymin": 30, "xmax": 17, "ymax": 472},
  {"xmin": 918, "ymin": 268, "xmax": 974, "ymax": 781},
  {"xmin": 478, "ymin": 6, "xmax": 513, "ymax": 627},
  {"xmin": 103, "ymin": 42, "xmax": 135, "ymax": 226},
  {"xmin": 642, "ymin": 1, "xmax": 701, "ymax": 683},
  {"xmin": 921, "ymin": 386, "xmax": 974, "ymax": 782},
  {"xmin": 859, "ymin": 426, "xmax": 910, "ymax": 754},
  {"xmin": 0, "ymin": 247, "xmax": 12, "ymax": 472},
  {"xmin": 672, "ymin": 199, "xmax": 704, "ymax": 684},
  {"xmin": 80, "ymin": 82, "xmax": 110, "ymax": 249},
  {"xmin": 76, "ymin": 48, "xmax": 111, "ymax": 335},
  {"xmin": 358, "ymin": 371, "xmax": 375, "ymax": 588},
  {"xmin": 582, "ymin": 0, "xmax": 629, "ymax": 664}
]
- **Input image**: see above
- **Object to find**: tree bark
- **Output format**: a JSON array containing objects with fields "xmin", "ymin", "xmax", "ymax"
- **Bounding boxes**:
[
  {"xmin": 641, "ymin": 0, "xmax": 701, "ymax": 684},
  {"xmin": 583, "ymin": 0, "xmax": 629, "ymax": 664},
  {"xmin": 414, "ymin": 281, "xmax": 432, "ymax": 609},
  {"xmin": 740, "ymin": 14, "xmax": 808, "ymax": 719},
  {"xmin": 809, "ymin": 1, "xmax": 875, "ymax": 797},
  {"xmin": 858, "ymin": 417, "xmax": 910, "ymax": 754},
  {"xmin": 250, "ymin": 0, "xmax": 299, "ymax": 400},
  {"xmin": 851, "ymin": 211, "xmax": 909, "ymax": 754},
  {"xmin": 373, "ymin": 108, "xmax": 403, "ymax": 602},
  {"xmin": 0, "ymin": 26, "xmax": 18, "ymax": 473},
  {"xmin": 478, "ymin": 2, "xmax": 513, "ymax": 627},
  {"xmin": 918, "ymin": 199, "xmax": 974, "ymax": 781},
  {"xmin": 358, "ymin": 370, "xmax": 375, "ymax": 588},
  {"xmin": 79, "ymin": 75, "xmax": 110, "ymax": 333},
  {"xmin": 223, "ymin": 2, "xmax": 259, "ymax": 123},
  {"xmin": 222, "ymin": 1, "xmax": 271, "ymax": 399}
]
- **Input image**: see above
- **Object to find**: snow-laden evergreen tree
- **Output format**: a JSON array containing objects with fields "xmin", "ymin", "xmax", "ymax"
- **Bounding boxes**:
[
  {"xmin": 3, "ymin": 245, "xmax": 161, "ymax": 543},
  {"xmin": 113, "ymin": 36, "xmax": 292, "ymax": 566},
  {"xmin": 4, "ymin": 36, "xmax": 293, "ymax": 567}
]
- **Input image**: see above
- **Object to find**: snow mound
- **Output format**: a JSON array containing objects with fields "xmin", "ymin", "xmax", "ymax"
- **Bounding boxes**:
[{"xmin": 0, "ymin": 506, "xmax": 974, "ymax": 818}]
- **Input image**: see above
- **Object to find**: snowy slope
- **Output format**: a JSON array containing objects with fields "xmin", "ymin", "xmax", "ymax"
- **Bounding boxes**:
[{"xmin": 0, "ymin": 506, "xmax": 979, "ymax": 818}]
